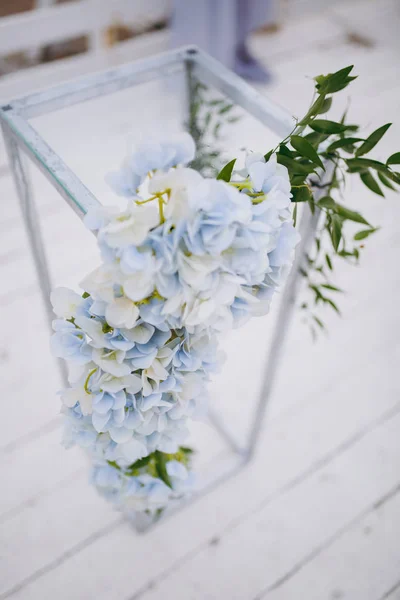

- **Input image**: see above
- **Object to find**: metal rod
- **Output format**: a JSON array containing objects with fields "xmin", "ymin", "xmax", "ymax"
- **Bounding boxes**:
[
  {"xmin": 4, "ymin": 46, "xmax": 293, "ymax": 140},
  {"xmin": 182, "ymin": 59, "xmax": 247, "ymax": 458},
  {"xmin": 185, "ymin": 47, "xmax": 294, "ymax": 138},
  {"xmin": 8, "ymin": 48, "xmax": 186, "ymax": 119},
  {"xmin": 246, "ymin": 165, "xmax": 335, "ymax": 457},
  {"xmin": 0, "ymin": 111, "xmax": 100, "ymax": 219},
  {"xmin": 1, "ymin": 123, "xmax": 68, "ymax": 385},
  {"xmin": 207, "ymin": 407, "xmax": 246, "ymax": 456},
  {"xmin": 183, "ymin": 56, "xmax": 195, "ymax": 134},
  {"xmin": 132, "ymin": 449, "xmax": 248, "ymax": 533}
]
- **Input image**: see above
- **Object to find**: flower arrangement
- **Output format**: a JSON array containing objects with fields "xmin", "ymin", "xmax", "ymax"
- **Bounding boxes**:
[
  {"xmin": 50, "ymin": 132, "xmax": 297, "ymax": 515},
  {"xmin": 50, "ymin": 66, "xmax": 399, "ymax": 519}
]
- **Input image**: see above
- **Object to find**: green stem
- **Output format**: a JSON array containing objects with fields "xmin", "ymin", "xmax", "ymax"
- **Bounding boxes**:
[
  {"xmin": 84, "ymin": 368, "xmax": 97, "ymax": 394},
  {"xmin": 158, "ymin": 197, "xmax": 165, "ymax": 224}
]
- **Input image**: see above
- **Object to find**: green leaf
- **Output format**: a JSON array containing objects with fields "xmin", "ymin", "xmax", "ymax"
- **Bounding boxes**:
[
  {"xmin": 263, "ymin": 150, "xmax": 273, "ymax": 162},
  {"xmin": 318, "ymin": 196, "xmax": 336, "ymax": 209},
  {"xmin": 387, "ymin": 152, "xmax": 400, "ymax": 165},
  {"xmin": 346, "ymin": 157, "xmax": 389, "ymax": 173},
  {"xmin": 325, "ymin": 254, "xmax": 333, "ymax": 270},
  {"xmin": 354, "ymin": 228, "xmax": 378, "ymax": 241},
  {"xmin": 217, "ymin": 158, "xmax": 236, "ymax": 181},
  {"xmin": 291, "ymin": 174, "xmax": 308, "ymax": 186},
  {"xmin": 315, "ymin": 66, "xmax": 356, "ymax": 94},
  {"xmin": 180, "ymin": 446, "xmax": 194, "ymax": 455},
  {"xmin": 321, "ymin": 283, "xmax": 343, "ymax": 292},
  {"xmin": 208, "ymin": 99, "xmax": 225, "ymax": 107},
  {"xmin": 334, "ymin": 203, "xmax": 370, "ymax": 225},
  {"xmin": 331, "ymin": 215, "xmax": 343, "ymax": 252},
  {"xmin": 378, "ymin": 171, "xmax": 396, "ymax": 190},
  {"xmin": 299, "ymin": 93, "xmax": 327, "ymax": 126},
  {"xmin": 326, "ymin": 298, "xmax": 341, "ymax": 314},
  {"xmin": 384, "ymin": 170, "xmax": 400, "ymax": 185},
  {"xmin": 154, "ymin": 451, "xmax": 173, "ymax": 489},
  {"xmin": 355, "ymin": 123, "xmax": 391, "ymax": 157},
  {"xmin": 277, "ymin": 154, "xmax": 316, "ymax": 175},
  {"xmin": 204, "ymin": 112, "xmax": 212, "ymax": 128},
  {"xmin": 290, "ymin": 135, "xmax": 325, "ymax": 169},
  {"xmin": 326, "ymin": 137, "xmax": 364, "ymax": 152},
  {"xmin": 82, "ymin": 292, "xmax": 90, "ymax": 299},
  {"xmin": 291, "ymin": 185, "xmax": 312, "ymax": 202},
  {"xmin": 279, "ymin": 144, "xmax": 297, "ymax": 158},
  {"xmin": 309, "ymin": 120, "xmax": 349, "ymax": 134},
  {"xmin": 107, "ymin": 460, "xmax": 122, "ymax": 471},
  {"xmin": 126, "ymin": 455, "xmax": 152, "ymax": 473},
  {"xmin": 318, "ymin": 97, "xmax": 333, "ymax": 115},
  {"xmin": 360, "ymin": 171, "xmax": 384, "ymax": 196},
  {"xmin": 304, "ymin": 132, "xmax": 331, "ymax": 147},
  {"xmin": 312, "ymin": 315, "xmax": 325, "ymax": 330},
  {"xmin": 219, "ymin": 103, "xmax": 234, "ymax": 114},
  {"xmin": 213, "ymin": 122, "xmax": 221, "ymax": 138},
  {"xmin": 344, "ymin": 124, "xmax": 360, "ymax": 132}
]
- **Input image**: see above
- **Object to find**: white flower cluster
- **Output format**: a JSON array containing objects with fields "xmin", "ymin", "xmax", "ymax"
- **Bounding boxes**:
[{"xmin": 50, "ymin": 133, "xmax": 299, "ymax": 514}]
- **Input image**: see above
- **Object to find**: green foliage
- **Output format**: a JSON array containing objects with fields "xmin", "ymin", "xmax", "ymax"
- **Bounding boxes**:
[
  {"xmin": 387, "ymin": 152, "xmax": 400, "ymax": 165},
  {"xmin": 107, "ymin": 446, "xmax": 194, "ymax": 483},
  {"xmin": 290, "ymin": 135, "xmax": 325, "ymax": 170},
  {"xmin": 154, "ymin": 451, "xmax": 173, "ymax": 489},
  {"xmin": 314, "ymin": 65, "xmax": 357, "ymax": 94},
  {"xmin": 268, "ymin": 64, "xmax": 399, "ymax": 336},
  {"xmin": 309, "ymin": 120, "xmax": 350, "ymax": 134},
  {"xmin": 354, "ymin": 228, "xmax": 379, "ymax": 241},
  {"xmin": 355, "ymin": 123, "xmax": 391, "ymax": 157},
  {"xmin": 217, "ymin": 158, "xmax": 236, "ymax": 181},
  {"xmin": 360, "ymin": 171, "xmax": 384, "ymax": 196},
  {"xmin": 291, "ymin": 185, "xmax": 312, "ymax": 203},
  {"xmin": 184, "ymin": 66, "xmax": 399, "ymax": 339},
  {"xmin": 186, "ymin": 79, "xmax": 239, "ymax": 177}
]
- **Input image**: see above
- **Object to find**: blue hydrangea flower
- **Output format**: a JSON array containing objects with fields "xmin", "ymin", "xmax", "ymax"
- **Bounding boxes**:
[
  {"xmin": 51, "ymin": 320, "xmax": 92, "ymax": 364},
  {"xmin": 51, "ymin": 132, "xmax": 299, "ymax": 515}
]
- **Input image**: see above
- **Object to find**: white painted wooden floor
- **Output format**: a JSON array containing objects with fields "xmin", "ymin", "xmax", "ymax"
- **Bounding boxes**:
[{"xmin": 1, "ymin": 1, "xmax": 400, "ymax": 598}]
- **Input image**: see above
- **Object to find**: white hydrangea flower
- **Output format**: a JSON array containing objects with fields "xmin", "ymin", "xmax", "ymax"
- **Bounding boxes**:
[
  {"xmin": 101, "ymin": 205, "xmax": 159, "ymax": 248},
  {"xmin": 50, "ymin": 287, "xmax": 83, "ymax": 319},
  {"xmin": 105, "ymin": 297, "xmax": 139, "ymax": 329},
  {"xmin": 51, "ymin": 132, "xmax": 299, "ymax": 516}
]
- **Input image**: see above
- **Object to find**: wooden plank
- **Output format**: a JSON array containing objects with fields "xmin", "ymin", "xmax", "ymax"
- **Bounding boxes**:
[
  {"xmin": 0, "ymin": 1, "xmax": 93, "ymax": 56},
  {"xmin": 0, "ymin": 0, "xmax": 170, "ymax": 56},
  {"xmin": 129, "ymin": 409, "xmax": 400, "ymax": 600},
  {"xmin": 0, "ymin": 30, "xmax": 169, "ymax": 105},
  {"xmin": 0, "ymin": 427, "xmax": 82, "ymax": 520},
  {"xmin": 0, "ymin": 414, "xmax": 226, "ymax": 597},
  {"xmin": 0, "ymin": 4, "xmax": 399, "ymax": 598},
  {"xmin": 2, "ymin": 338, "xmax": 399, "ymax": 598},
  {"xmin": 265, "ymin": 485, "xmax": 400, "ymax": 600}
]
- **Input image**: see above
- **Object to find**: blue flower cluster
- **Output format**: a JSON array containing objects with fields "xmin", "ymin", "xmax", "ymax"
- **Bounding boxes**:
[{"xmin": 50, "ymin": 134, "xmax": 299, "ymax": 514}]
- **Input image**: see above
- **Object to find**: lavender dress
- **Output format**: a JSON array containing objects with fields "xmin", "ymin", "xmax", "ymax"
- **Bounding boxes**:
[{"xmin": 171, "ymin": 0, "xmax": 276, "ymax": 80}]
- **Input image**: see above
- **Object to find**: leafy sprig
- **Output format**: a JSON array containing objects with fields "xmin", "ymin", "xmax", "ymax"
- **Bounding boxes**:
[
  {"xmin": 217, "ymin": 65, "xmax": 400, "ymax": 336},
  {"xmin": 106, "ymin": 446, "xmax": 193, "ymax": 487},
  {"xmin": 186, "ymin": 80, "xmax": 239, "ymax": 177}
]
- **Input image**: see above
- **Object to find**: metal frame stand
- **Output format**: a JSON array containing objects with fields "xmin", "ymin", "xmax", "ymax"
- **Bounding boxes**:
[{"xmin": 0, "ymin": 46, "xmax": 323, "ymax": 532}]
